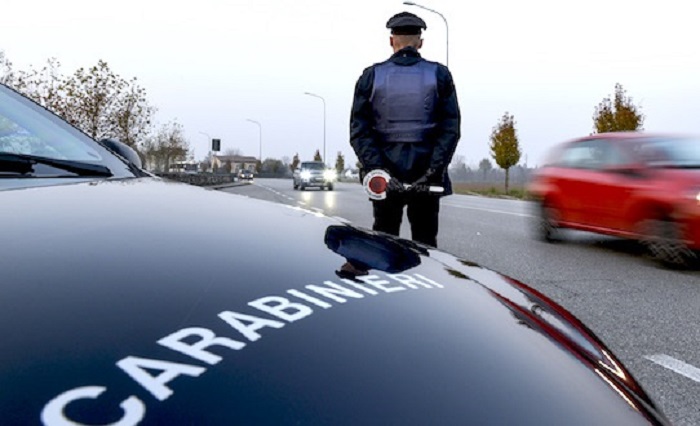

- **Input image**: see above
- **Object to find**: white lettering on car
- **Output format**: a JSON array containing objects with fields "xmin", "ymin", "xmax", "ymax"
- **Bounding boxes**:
[
  {"xmin": 116, "ymin": 357, "xmax": 206, "ymax": 401},
  {"xmin": 41, "ymin": 386, "xmax": 145, "ymax": 426},
  {"xmin": 305, "ymin": 281, "xmax": 365, "ymax": 303},
  {"xmin": 157, "ymin": 327, "xmax": 246, "ymax": 365},
  {"xmin": 287, "ymin": 289, "xmax": 333, "ymax": 308},
  {"xmin": 357, "ymin": 275, "xmax": 406, "ymax": 293},
  {"xmin": 339, "ymin": 278, "xmax": 380, "ymax": 295},
  {"xmin": 218, "ymin": 310, "xmax": 286, "ymax": 342},
  {"xmin": 387, "ymin": 274, "xmax": 433, "ymax": 289},
  {"xmin": 249, "ymin": 296, "xmax": 314, "ymax": 322},
  {"xmin": 42, "ymin": 273, "xmax": 446, "ymax": 424}
]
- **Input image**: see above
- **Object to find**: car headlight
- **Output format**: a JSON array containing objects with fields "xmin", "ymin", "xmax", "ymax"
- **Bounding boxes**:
[
  {"xmin": 324, "ymin": 170, "xmax": 337, "ymax": 181},
  {"xmin": 685, "ymin": 188, "xmax": 700, "ymax": 204},
  {"xmin": 300, "ymin": 171, "xmax": 312, "ymax": 180}
]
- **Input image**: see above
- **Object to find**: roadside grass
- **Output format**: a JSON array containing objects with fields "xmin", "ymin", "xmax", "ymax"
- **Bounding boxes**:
[
  {"xmin": 340, "ymin": 179, "xmax": 534, "ymax": 200},
  {"xmin": 452, "ymin": 182, "xmax": 534, "ymax": 200}
]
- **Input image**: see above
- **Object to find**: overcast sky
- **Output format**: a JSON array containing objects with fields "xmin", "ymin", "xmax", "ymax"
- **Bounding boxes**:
[{"xmin": 2, "ymin": 0, "xmax": 699, "ymax": 168}]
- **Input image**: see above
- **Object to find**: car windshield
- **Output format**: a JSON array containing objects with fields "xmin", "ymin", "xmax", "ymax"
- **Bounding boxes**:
[
  {"xmin": 639, "ymin": 137, "xmax": 700, "ymax": 168},
  {"xmin": 302, "ymin": 162, "xmax": 325, "ymax": 170},
  {"xmin": 0, "ymin": 83, "xmax": 135, "ymax": 181}
]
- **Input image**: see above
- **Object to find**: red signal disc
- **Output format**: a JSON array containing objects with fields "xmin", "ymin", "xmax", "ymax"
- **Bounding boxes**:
[{"xmin": 368, "ymin": 176, "xmax": 387, "ymax": 194}]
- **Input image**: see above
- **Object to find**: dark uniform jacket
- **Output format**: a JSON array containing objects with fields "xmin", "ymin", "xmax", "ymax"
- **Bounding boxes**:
[{"xmin": 350, "ymin": 47, "xmax": 461, "ymax": 195}]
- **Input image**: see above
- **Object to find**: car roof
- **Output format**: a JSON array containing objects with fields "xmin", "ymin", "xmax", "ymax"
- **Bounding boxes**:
[{"xmin": 572, "ymin": 132, "xmax": 691, "ymax": 143}]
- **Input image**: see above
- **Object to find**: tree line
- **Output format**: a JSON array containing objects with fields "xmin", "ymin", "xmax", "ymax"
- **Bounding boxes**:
[
  {"xmin": 0, "ymin": 51, "xmax": 189, "ymax": 171},
  {"xmin": 292, "ymin": 84, "xmax": 644, "ymax": 188},
  {"xmin": 2, "ymin": 50, "xmax": 645, "ymax": 184},
  {"xmin": 2, "ymin": 51, "xmax": 353, "ymax": 177}
]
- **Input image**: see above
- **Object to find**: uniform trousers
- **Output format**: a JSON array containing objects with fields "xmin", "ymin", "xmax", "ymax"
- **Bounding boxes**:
[{"xmin": 372, "ymin": 192, "xmax": 441, "ymax": 247}]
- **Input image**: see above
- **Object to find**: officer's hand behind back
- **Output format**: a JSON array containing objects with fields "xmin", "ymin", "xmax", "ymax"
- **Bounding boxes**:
[
  {"xmin": 387, "ymin": 177, "xmax": 405, "ymax": 193},
  {"xmin": 410, "ymin": 168, "xmax": 437, "ymax": 192}
]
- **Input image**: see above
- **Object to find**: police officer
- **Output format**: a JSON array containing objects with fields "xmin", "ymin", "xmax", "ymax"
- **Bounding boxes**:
[{"xmin": 350, "ymin": 11, "xmax": 461, "ymax": 248}]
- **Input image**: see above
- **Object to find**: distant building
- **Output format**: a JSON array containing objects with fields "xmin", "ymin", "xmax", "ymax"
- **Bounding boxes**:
[{"xmin": 211, "ymin": 155, "xmax": 258, "ymax": 173}]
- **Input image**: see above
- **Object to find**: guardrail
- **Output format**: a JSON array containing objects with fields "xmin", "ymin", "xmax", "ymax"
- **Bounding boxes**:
[{"xmin": 155, "ymin": 173, "xmax": 237, "ymax": 187}]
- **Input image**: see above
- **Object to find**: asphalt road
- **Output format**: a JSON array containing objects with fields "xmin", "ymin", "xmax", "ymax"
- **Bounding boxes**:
[{"xmin": 222, "ymin": 178, "xmax": 700, "ymax": 426}]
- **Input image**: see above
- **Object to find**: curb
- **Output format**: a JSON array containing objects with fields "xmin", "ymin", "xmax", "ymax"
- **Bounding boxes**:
[{"xmin": 209, "ymin": 181, "xmax": 252, "ymax": 190}]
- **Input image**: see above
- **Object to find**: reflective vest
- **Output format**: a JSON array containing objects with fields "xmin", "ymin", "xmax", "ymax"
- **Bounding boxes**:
[{"xmin": 371, "ymin": 60, "xmax": 438, "ymax": 143}]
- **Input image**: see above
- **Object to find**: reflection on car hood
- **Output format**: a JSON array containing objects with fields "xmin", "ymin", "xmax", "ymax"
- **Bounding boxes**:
[
  {"xmin": 0, "ymin": 178, "xmax": 667, "ymax": 425},
  {"xmin": 0, "ymin": 176, "xmax": 108, "ymax": 191}
]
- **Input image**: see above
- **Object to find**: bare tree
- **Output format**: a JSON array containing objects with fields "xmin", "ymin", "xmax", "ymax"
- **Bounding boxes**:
[
  {"xmin": 110, "ymin": 77, "xmax": 155, "ymax": 148},
  {"xmin": 11, "ymin": 57, "xmax": 66, "ymax": 115},
  {"xmin": 141, "ymin": 121, "xmax": 190, "ymax": 172},
  {"xmin": 262, "ymin": 158, "xmax": 286, "ymax": 175},
  {"xmin": 2, "ymin": 52, "xmax": 185, "ymax": 170},
  {"xmin": 0, "ymin": 50, "xmax": 14, "ymax": 85},
  {"xmin": 449, "ymin": 155, "xmax": 469, "ymax": 182},
  {"xmin": 59, "ymin": 60, "xmax": 128, "ymax": 140},
  {"xmin": 8, "ymin": 56, "xmax": 154, "ymax": 148},
  {"xmin": 200, "ymin": 151, "xmax": 214, "ymax": 173},
  {"xmin": 478, "ymin": 158, "xmax": 493, "ymax": 181}
]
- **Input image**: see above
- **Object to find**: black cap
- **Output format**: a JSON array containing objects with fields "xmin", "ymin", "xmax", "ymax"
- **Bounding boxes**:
[{"xmin": 386, "ymin": 11, "xmax": 427, "ymax": 35}]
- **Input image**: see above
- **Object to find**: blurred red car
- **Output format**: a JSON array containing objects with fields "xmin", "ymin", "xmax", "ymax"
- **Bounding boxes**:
[{"xmin": 528, "ymin": 132, "xmax": 700, "ymax": 266}]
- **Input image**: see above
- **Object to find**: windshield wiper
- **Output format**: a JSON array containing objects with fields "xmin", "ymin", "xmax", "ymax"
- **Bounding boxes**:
[{"xmin": 0, "ymin": 153, "xmax": 113, "ymax": 177}]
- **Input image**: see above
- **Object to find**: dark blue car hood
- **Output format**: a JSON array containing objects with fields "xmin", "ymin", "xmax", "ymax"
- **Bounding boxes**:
[{"xmin": 0, "ymin": 178, "xmax": 667, "ymax": 425}]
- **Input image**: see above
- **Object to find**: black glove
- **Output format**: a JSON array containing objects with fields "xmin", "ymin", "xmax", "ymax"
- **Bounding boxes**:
[
  {"xmin": 413, "ymin": 168, "xmax": 436, "ymax": 185},
  {"xmin": 410, "ymin": 168, "xmax": 437, "ymax": 192},
  {"xmin": 411, "ymin": 183, "xmax": 431, "ymax": 193},
  {"xmin": 386, "ymin": 177, "xmax": 405, "ymax": 193}
]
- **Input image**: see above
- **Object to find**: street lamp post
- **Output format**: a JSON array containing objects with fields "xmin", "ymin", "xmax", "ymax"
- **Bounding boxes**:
[
  {"xmin": 198, "ymin": 131, "xmax": 212, "ymax": 172},
  {"xmin": 403, "ymin": 1, "xmax": 449, "ymax": 66},
  {"xmin": 246, "ymin": 119, "xmax": 262, "ymax": 165},
  {"xmin": 303, "ymin": 92, "xmax": 326, "ymax": 165}
]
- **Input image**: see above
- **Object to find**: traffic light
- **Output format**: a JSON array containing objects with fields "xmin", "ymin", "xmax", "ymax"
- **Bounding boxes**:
[{"xmin": 212, "ymin": 138, "xmax": 221, "ymax": 152}]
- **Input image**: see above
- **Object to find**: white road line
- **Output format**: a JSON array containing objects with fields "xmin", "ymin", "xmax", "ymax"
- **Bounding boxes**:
[
  {"xmin": 240, "ymin": 183, "xmax": 306, "ymax": 205},
  {"xmin": 442, "ymin": 203, "xmax": 533, "ymax": 218},
  {"xmin": 645, "ymin": 354, "xmax": 700, "ymax": 383}
]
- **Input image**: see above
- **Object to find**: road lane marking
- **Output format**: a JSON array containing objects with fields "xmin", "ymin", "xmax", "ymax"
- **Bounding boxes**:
[
  {"xmin": 645, "ymin": 354, "xmax": 700, "ymax": 383},
  {"xmin": 253, "ymin": 183, "xmax": 531, "ymax": 218},
  {"xmin": 256, "ymin": 184, "xmax": 310, "ymax": 203},
  {"xmin": 442, "ymin": 203, "xmax": 533, "ymax": 218}
]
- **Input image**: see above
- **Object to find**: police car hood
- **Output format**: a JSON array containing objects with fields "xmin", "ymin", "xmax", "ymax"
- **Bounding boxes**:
[{"xmin": 1, "ymin": 179, "xmax": 666, "ymax": 425}]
